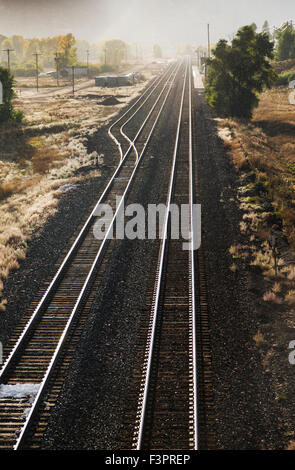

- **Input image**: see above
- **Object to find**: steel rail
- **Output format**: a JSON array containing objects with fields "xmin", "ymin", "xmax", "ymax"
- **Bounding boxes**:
[
  {"xmin": 13, "ymin": 60, "xmax": 183, "ymax": 450},
  {"xmin": 0, "ymin": 62, "xmax": 178, "ymax": 387},
  {"xmin": 117, "ymin": 66, "xmax": 175, "ymax": 162},
  {"xmin": 188, "ymin": 56, "xmax": 199, "ymax": 450},
  {"xmin": 134, "ymin": 56, "xmax": 198, "ymax": 450},
  {"xmin": 108, "ymin": 62, "xmax": 175, "ymax": 161},
  {"xmin": 135, "ymin": 58, "xmax": 188, "ymax": 450}
]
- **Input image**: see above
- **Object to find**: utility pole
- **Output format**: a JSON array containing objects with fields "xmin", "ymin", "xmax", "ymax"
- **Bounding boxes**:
[
  {"xmin": 207, "ymin": 23, "xmax": 211, "ymax": 58},
  {"xmin": 55, "ymin": 52, "xmax": 60, "ymax": 87},
  {"xmin": 86, "ymin": 49, "xmax": 90, "ymax": 78},
  {"xmin": 32, "ymin": 52, "xmax": 42, "ymax": 92},
  {"xmin": 205, "ymin": 23, "xmax": 211, "ymax": 79},
  {"xmin": 2, "ymin": 48, "xmax": 14, "ymax": 71},
  {"xmin": 72, "ymin": 66, "xmax": 75, "ymax": 95}
]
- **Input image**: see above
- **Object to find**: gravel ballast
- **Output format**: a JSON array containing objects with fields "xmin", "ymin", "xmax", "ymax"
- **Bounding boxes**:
[
  {"xmin": 41, "ymin": 71, "xmax": 184, "ymax": 450},
  {"xmin": 2, "ymin": 76, "xmax": 294, "ymax": 451}
]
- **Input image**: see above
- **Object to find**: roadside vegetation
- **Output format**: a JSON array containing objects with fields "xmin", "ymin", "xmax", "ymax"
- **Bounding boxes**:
[
  {"xmin": 210, "ymin": 24, "xmax": 295, "ymax": 446},
  {"xmin": 206, "ymin": 21, "xmax": 295, "ymax": 289}
]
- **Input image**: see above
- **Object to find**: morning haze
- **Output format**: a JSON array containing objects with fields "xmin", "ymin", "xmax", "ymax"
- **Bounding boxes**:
[{"xmin": 0, "ymin": 0, "xmax": 295, "ymax": 46}]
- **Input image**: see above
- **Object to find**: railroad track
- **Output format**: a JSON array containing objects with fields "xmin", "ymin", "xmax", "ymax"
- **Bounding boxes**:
[
  {"xmin": 120, "ymin": 57, "xmax": 213, "ymax": 450},
  {"xmin": 135, "ymin": 57, "xmax": 197, "ymax": 450},
  {"xmin": 0, "ymin": 59, "xmax": 185, "ymax": 450}
]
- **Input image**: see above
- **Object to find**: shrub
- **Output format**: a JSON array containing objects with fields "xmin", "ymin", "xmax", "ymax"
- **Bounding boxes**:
[
  {"xmin": 0, "ymin": 66, "xmax": 24, "ymax": 123},
  {"xmin": 12, "ymin": 61, "xmax": 43, "ymax": 77},
  {"xmin": 275, "ymin": 71, "xmax": 295, "ymax": 86}
]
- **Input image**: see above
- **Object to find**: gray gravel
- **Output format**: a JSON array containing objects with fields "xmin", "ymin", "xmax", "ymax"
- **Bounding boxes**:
[
  {"xmin": 41, "ymin": 77, "xmax": 182, "ymax": 450},
  {"xmin": 195, "ymin": 90, "xmax": 287, "ymax": 450}
]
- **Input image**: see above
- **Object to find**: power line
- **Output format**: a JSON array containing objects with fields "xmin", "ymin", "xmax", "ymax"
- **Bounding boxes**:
[
  {"xmin": 72, "ymin": 66, "xmax": 75, "ymax": 95},
  {"xmin": 54, "ymin": 52, "xmax": 61, "ymax": 87},
  {"xmin": 86, "ymin": 49, "xmax": 90, "ymax": 78}
]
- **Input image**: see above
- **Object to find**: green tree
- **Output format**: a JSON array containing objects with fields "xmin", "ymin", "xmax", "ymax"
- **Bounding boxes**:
[
  {"xmin": 0, "ymin": 67, "xmax": 23, "ymax": 123},
  {"xmin": 205, "ymin": 25, "xmax": 277, "ymax": 119},
  {"xmin": 57, "ymin": 34, "xmax": 77, "ymax": 69},
  {"xmin": 104, "ymin": 39, "xmax": 127, "ymax": 66},
  {"xmin": 275, "ymin": 24, "xmax": 295, "ymax": 60},
  {"xmin": 11, "ymin": 34, "xmax": 26, "ymax": 62},
  {"xmin": 24, "ymin": 38, "xmax": 41, "ymax": 62},
  {"xmin": 262, "ymin": 20, "xmax": 272, "ymax": 39},
  {"xmin": 39, "ymin": 36, "xmax": 62, "ymax": 68}
]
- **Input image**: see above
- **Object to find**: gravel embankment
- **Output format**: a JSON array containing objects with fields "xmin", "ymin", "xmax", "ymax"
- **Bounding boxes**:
[
  {"xmin": 41, "ymin": 73, "xmax": 183, "ymax": 450},
  {"xmin": 195, "ymin": 89, "xmax": 291, "ymax": 450}
]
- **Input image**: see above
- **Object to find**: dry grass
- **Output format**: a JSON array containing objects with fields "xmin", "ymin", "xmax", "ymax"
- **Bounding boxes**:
[
  {"xmin": 263, "ymin": 291, "xmax": 282, "ymax": 304},
  {"xmin": 32, "ymin": 147, "xmax": 65, "ymax": 174},
  {"xmin": 229, "ymin": 263, "xmax": 238, "ymax": 272},
  {"xmin": 285, "ymin": 290, "xmax": 295, "ymax": 306},
  {"xmin": 0, "ymin": 69, "xmax": 158, "ymax": 309},
  {"xmin": 286, "ymin": 440, "xmax": 295, "ymax": 451},
  {"xmin": 253, "ymin": 331, "xmax": 265, "ymax": 346},
  {"xmin": 222, "ymin": 84, "xmax": 295, "ymax": 318},
  {"xmin": 272, "ymin": 282, "xmax": 282, "ymax": 293},
  {"xmin": 218, "ymin": 86, "xmax": 295, "ymax": 250},
  {"xmin": 0, "ymin": 299, "xmax": 7, "ymax": 312}
]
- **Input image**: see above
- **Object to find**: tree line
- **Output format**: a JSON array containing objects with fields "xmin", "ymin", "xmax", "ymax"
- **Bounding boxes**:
[
  {"xmin": 246, "ymin": 20, "xmax": 295, "ymax": 61},
  {"xmin": 0, "ymin": 34, "xmax": 133, "ymax": 75},
  {"xmin": 0, "ymin": 34, "xmax": 77, "ymax": 68}
]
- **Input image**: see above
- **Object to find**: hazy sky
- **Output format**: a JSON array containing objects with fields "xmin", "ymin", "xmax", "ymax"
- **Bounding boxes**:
[{"xmin": 0, "ymin": 0, "xmax": 295, "ymax": 46}]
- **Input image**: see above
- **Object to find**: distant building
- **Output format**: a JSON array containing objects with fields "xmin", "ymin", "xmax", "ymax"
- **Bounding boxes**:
[{"xmin": 94, "ymin": 73, "xmax": 141, "ymax": 87}]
